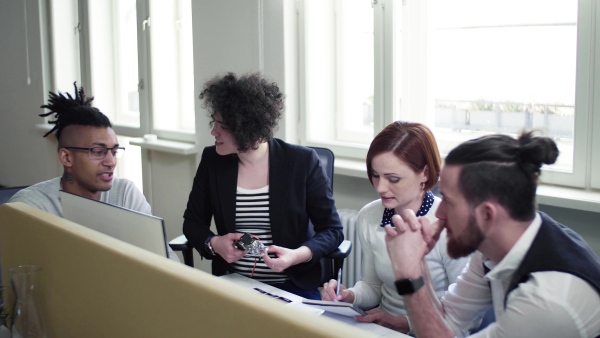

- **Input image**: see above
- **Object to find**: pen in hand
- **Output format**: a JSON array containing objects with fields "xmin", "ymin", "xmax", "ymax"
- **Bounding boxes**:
[{"xmin": 335, "ymin": 269, "xmax": 342, "ymax": 300}]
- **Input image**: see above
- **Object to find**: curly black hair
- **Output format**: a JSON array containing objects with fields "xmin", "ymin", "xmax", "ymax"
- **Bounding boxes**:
[
  {"xmin": 40, "ymin": 82, "xmax": 111, "ymax": 142},
  {"xmin": 199, "ymin": 72, "xmax": 284, "ymax": 152}
]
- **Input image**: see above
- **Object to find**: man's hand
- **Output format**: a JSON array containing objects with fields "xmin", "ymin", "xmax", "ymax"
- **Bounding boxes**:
[
  {"xmin": 384, "ymin": 210, "xmax": 431, "ymax": 280},
  {"xmin": 354, "ymin": 308, "xmax": 410, "ymax": 334}
]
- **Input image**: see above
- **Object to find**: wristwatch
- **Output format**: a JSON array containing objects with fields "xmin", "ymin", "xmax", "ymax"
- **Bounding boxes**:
[
  {"xmin": 395, "ymin": 276, "xmax": 425, "ymax": 295},
  {"xmin": 204, "ymin": 235, "xmax": 216, "ymax": 256}
]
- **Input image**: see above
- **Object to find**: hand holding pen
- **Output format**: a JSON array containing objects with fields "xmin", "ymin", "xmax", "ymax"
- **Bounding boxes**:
[
  {"xmin": 320, "ymin": 278, "xmax": 355, "ymax": 303},
  {"xmin": 335, "ymin": 269, "xmax": 342, "ymax": 296}
]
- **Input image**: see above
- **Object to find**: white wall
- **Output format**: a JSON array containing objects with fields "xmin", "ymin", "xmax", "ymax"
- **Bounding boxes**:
[{"xmin": 0, "ymin": 0, "xmax": 59, "ymax": 186}]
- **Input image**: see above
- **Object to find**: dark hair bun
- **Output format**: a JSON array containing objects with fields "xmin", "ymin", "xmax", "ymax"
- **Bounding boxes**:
[{"xmin": 517, "ymin": 132, "xmax": 559, "ymax": 175}]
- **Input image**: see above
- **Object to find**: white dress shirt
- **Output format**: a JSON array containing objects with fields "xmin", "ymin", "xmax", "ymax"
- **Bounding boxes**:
[{"xmin": 441, "ymin": 213, "xmax": 600, "ymax": 337}]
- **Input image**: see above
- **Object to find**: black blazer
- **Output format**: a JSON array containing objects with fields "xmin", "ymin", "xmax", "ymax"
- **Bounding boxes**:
[{"xmin": 183, "ymin": 138, "xmax": 344, "ymax": 289}]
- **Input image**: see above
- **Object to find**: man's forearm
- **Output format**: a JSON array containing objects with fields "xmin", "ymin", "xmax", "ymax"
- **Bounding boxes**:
[{"xmin": 403, "ymin": 287, "xmax": 455, "ymax": 338}]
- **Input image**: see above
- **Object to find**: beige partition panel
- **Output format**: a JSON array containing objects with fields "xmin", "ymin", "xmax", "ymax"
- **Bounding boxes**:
[{"xmin": 0, "ymin": 203, "xmax": 374, "ymax": 337}]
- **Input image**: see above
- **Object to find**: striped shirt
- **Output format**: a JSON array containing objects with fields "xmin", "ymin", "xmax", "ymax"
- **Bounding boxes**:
[{"xmin": 230, "ymin": 185, "xmax": 288, "ymax": 284}]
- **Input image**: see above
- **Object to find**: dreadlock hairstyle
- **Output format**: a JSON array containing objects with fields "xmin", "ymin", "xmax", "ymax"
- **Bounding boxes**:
[
  {"xmin": 40, "ymin": 82, "xmax": 111, "ymax": 143},
  {"xmin": 445, "ymin": 131, "xmax": 559, "ymax": 221}
]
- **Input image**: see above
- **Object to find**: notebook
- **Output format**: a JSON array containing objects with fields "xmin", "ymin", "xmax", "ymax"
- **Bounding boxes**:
[
  {"xmin": 301, "ymin": 299, "xmax": 367, "ymax": 317},
  {"xmin": 60, "ymin": 190, "xmax": 168, "ymax": 258}
]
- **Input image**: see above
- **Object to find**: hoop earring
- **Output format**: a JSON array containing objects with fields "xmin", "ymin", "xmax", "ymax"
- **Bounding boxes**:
[{"xmin": 420, "ymin": 182, "xmax": 426, "ymax": 191}]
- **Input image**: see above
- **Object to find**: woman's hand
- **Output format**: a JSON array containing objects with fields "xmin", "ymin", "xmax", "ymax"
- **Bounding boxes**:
[
  {"xmin": 354, "ymin": 308, "xmax": 410, "ymax": 334},
  {"xmin": 262, "ymin": 245, "xmax": 312, "ymax": 272},
  {"xmin": 321, "ymin": 279, "xmax": 355, "ymax": 303},
  {"xmin": 212, "ymin": 233, "xmax": 245, "ymax": 263}
]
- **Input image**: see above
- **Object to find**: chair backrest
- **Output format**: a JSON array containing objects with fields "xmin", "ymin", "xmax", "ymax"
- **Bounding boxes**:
[
  {"xmin": 0, "ymin": 186, "xmax": 28, "ymax": 204},
  {"xmin": 307, "ymin": 147, "xmax": 335, "ymax": 239},
  {"xmin": 307, "ymin": 147, "xmax": 339, "ymax": 283},
  {"xmin": 311, "ymin": 147, "xmax": 334, "ymax": 188}
]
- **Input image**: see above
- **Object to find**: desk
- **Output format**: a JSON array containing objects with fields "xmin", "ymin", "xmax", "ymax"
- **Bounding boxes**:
[
  {"xmin": 220, "ymin": 274, "xmax": 410, "ymax": 338},
  {"xmin": 0, "ymin": 203, "xmax": 396, "ymax": 337}
]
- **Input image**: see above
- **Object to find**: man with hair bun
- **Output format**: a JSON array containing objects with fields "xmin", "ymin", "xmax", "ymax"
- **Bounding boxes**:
[
  {"xmin": 384, "ymin": 131, "xmax": 600, "ymax": 337},
  {"xmin": 9, "ymin": 83, "xmax": 179, "ymax": 262}
]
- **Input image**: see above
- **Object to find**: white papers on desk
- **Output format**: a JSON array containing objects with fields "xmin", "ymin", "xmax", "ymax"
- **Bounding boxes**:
[
  {"xmin": 301, "ymin": 299, "xmax": 367, "ymax": 317},
  {"xmin": 219, "ymin": 273, "xmax": 323, "ymax": 315},
  {"xmin": 219, "ymin": 273, "xmax": 410, "ymax": 337}
]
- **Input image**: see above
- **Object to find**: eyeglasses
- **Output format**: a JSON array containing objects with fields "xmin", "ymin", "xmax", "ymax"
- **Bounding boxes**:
[{"xmin": 64, "ymin": 146, "xmax": 125, "ymax": 160}]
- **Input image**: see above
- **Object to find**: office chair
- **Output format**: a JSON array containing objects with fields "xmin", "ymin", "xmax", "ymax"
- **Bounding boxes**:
[
  {"xmin": 0, "ymin": 186, "xmax": 28, "ymax": 204},
  {"xmin": 307, "ymin": 147, "xmax": 352, "ymax": 285},
  {"xmin": 169, "ymin": 147, "xmax": 352, "ymax": 286}
]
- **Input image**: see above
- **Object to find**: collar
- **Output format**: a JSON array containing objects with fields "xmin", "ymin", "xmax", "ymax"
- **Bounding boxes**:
[
  {"xmin": 380, "ymin": 191, "xmax": 435, "ymax": 227},
  {"xmin": 485, "ymin": 212, "xmax": 542, "ymax": 281}
]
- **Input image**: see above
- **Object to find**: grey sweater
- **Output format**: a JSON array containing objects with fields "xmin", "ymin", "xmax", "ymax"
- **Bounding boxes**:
[{"xmin": 9, "ymin": 177, "xmax": 180, "ymax": 262}]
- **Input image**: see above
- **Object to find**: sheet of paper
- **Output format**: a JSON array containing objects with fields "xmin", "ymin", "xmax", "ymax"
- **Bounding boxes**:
[
  {"xmin": 219, "ymin": 273, "xmax": 323, "ymax": 315},
  {"xmin": 219, "ymin": 273, "xmax": 409, "ymax": 337}
]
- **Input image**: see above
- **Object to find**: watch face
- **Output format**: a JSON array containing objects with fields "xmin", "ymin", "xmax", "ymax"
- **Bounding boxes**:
[{"xmin": 395, "ymin": 277, "xmax": 425, "ymax": 295}]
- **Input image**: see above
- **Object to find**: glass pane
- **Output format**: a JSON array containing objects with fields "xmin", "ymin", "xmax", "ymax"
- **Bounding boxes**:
[
  {"xmin": 149, "ymin": 0, "xmax": 195, "ymax": 133},
  {"xmin": 304, "ymin": 0, "xmax": 374, "ymax": 145},
  {"xmin": 335, "ymin": 0, "xmax": 374, "ymax": 143},
  {"xmin": 429, "ymin": 0, "xmax": 577, "ymax": 171},
  {"xmin": 88, "ymin": 0, "xmax": 140, "ymax": 128},
  {"xmin": 115, "ymin": 136, "xmax": 143, "ymax": 192},
  {"xmin": 50, "ymin": 0, "xmax": 81, "ymax": 92}
]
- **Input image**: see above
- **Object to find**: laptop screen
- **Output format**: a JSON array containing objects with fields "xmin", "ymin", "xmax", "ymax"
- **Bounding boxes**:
[{"xmin": 60, "ymin": 191, "xmax": 168, "ymax": 258}]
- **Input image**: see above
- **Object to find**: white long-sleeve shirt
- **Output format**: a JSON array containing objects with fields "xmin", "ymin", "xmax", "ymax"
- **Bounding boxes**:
[{"xmin": 442, "ymin": 213, "xmax": 600, "ymax": 337}]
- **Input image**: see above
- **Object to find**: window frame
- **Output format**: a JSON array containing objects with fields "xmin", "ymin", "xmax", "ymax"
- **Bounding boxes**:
[
  {"xmin": 50, "ymin": 0, "xmax": 195, "ymax": 143},
  {"xmin": 298, "ymin": 0, "xmax": 598, "ymax": 190}
]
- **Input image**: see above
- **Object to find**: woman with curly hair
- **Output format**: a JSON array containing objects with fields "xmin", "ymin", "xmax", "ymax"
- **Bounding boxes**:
[{"xmin": 182, "ymin": 72, "xmax": 344, "ymax": 299}]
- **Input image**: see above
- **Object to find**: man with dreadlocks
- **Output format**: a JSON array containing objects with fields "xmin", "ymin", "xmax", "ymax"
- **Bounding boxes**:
[{"xmin": 9, "ymin": 83, "xmax": 180, "ymax": 262}]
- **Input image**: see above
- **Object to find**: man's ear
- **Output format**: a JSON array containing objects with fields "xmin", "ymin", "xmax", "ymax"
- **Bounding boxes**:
[
  {"xmin": 474, "ymin": 202, "xmax": 496, "ymax": 231},
  {"xmin": 59, "ymin": 148, "xmax": 73, "ymax": 167}
]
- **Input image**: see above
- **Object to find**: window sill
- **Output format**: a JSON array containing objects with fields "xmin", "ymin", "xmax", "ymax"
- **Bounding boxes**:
[
  {"xmin": 35, "ymin": 123, "xmax": 53, "ymax": 133},
  {"xmin": 535, "ymin": 185, "xmax": 600, "ymax": 213},
  {"xmin": 129, "ymin": 137, "xmax": 197, "ymax": 156},
  {"xmin": 335, "ymin": 157, "xmax": 600, "ymax": 214}
]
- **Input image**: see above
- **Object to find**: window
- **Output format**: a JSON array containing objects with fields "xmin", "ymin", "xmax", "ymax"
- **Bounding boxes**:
[
  {"xmin": 88, "ymin": 0, "xmax": 141, "ymax": 129},
  {"xmin": 48, "ymin": 0, "xmax": 195, "ymax": 140},
  {"xmin": 421, "ymin": 0, "xmax": 577, "ymax": 172},
  {"xmin": 49, "ymin": 0, "xmax": 81, "ymax": 92},
  {"xmin": 148, "ymin": 0, "xmax": 195, "ymax": 137},
  {"xmin": 301, "ymin": 0, "xmax": 374, "ymax": 160},
  {"xmin": 47, "ymin": 0, "xmax": 196, "ymax": 191},
  {"xmin": 300, "ymin": 0, "xmax": 597, "ymax": 189}
]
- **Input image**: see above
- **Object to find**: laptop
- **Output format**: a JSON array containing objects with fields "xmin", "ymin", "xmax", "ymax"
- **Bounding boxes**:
[{"xmin": 60, "ymin": 190, "xmax": 168, "ymax": 258}]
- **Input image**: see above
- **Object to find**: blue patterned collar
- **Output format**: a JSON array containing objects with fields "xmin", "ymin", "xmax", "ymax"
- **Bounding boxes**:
[{"xmin": 380, "ymin": 191, "xmax": 435, "ymax": 227}]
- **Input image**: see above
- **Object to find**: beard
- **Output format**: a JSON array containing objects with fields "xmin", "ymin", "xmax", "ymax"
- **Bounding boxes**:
[{"xmin": 447, "ymin": 213, "xmax": 485, "ymax": 259}]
